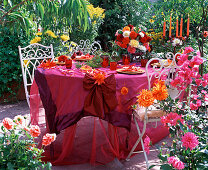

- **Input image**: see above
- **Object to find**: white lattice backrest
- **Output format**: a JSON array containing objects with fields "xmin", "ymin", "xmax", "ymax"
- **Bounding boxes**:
[
  {"xmin": 146, "ymin": 52, "xmax": 183, "ymax": 100},
  {"xmin": 18, "ymin": 43, "xmax": 54, "ymax": 106},
  {"xmin": 69, "ymin": 39, "xmax": 101, "ymax": 56}
]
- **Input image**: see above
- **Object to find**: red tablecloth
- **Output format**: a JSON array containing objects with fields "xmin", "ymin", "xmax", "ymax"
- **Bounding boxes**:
[{"xmin": 30, "ymin": 64, "xmax": 169, "ymax": 165}]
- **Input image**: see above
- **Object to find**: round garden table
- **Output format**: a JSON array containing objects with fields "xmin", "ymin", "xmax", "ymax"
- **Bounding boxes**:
[{"xmin": 30, "ymin": 63, "xmax": 169, "ymax": 165}]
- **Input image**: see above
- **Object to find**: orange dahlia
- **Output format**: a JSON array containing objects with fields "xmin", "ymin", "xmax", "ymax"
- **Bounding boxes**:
[
  {"xmin": 121, "ymin": 86, "xmax": 128, "ymax": 95},
  {"xmin": 123, "ymin": 26, "xmax": 130, "ymax": 32},
  {"xmin": 152, "ymin": 82, "xmax": 168, "ymax": 101},
  {"xmin": 93, "ymin": 72, "xmax": 106, "ymax": 85},
  {"xmin": 137, "ymin": 89, "xmax": 154, "ymax": 107}
]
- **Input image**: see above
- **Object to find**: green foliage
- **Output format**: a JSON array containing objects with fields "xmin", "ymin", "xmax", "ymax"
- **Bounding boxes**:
[
  {"xmin": 0, "ymin": 26, "xmax": 29, "ymax": 102},
  {"xmin": 0, "ymin": 0, "xmax": 90, "ymax": 36},
  {"xmin": 70, "ymin": 2, "xmax": 105, "ymax": 44}
]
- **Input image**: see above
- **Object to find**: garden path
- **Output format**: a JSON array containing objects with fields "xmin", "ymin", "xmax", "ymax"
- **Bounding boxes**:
[{"xmin": 0, "ymin": 100, "xmax": 171, "ymax": 170}]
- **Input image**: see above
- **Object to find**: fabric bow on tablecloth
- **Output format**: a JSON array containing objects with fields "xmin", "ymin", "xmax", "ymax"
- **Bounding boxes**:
[{"xmin": 83, "ymin": 73, "xmax": 118, "ymax": 119}]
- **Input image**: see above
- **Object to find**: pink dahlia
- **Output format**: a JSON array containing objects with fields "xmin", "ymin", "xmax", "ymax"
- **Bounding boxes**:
[
  {"xmin": 144, "ymin": 135, "xmax": 151, "ymax": 154},
  {"xmin": 161, "ymin": 112, "xmax": 184, "ymax": 127},
  {"xmin": 182, "ymin": 132, "xmax": 199, "ymax": 150},
  {"xmin": 127, "ymin": 45, "xmax": 136, "ymax": 54},
  {"xmin": 202, "ymin": 80, "xmax": 208, "ymax": 87},
  {"xmin": 195, "ymin": 79, "xmax": 202, "ymax": 86},
  {"xmin": 168, "ymin": 156, "xmax": 185, "ymax": 170},
  {"xmin": 184, "ymin": 46, "xmax": 194, "ymax": 54},
  {"xmin": 190, "ymin": 102, "xmax": 198, "ymax": 110}
]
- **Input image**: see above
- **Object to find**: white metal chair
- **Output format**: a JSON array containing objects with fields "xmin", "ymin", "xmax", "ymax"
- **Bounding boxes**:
[
  {"xmin": 69, "ymin": 39, "xmax": 101, "ymax": 56},
  {"xmin": 18, "ymin": 43, "xmax": 55, "ymax": 107},
  {"xmin": 126, "ymin": 52, "xmax": 184, "ymax": 169}
]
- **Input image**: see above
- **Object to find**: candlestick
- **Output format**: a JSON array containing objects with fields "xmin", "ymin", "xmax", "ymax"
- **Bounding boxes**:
[
  {"xmin": 180, "ymin": 15, "xmax": 183, "ymax": 37},
  {"xmin": 169, "ymin": 14, "xmax": 172, "ymax": 38},
  {"xmin": 163, "ymin": 20, "xmax": 166, "ymax": 38},
  {"xmin": 176, "ymin": 16, "xmax": 178, "ymax": 37},
  {"xmin": 187, "ymin": 14, "xmax": 190, "ymax": 37}
]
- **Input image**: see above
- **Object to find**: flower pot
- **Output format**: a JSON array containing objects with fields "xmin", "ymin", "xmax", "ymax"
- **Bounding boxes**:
[{"xmin": 141, "ymin": 59, "xmax": 148, "ymax": 67}]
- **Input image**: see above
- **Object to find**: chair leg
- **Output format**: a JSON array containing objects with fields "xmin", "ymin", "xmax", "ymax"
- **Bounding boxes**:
[
  {"xmin": 126, "ymin": 116, "xmax": 145, "ymax": 159},
  {"xmin": 126, "ymin": 115, "xmax": 149, "ymax": 169},
  {"xmin": 138, "ymin": 123, "xmax": 149, "ymax": 169}
]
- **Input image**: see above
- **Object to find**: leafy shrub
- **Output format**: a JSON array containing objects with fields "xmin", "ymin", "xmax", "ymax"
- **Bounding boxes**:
[{"xmin": 0, "ymin": 26, "xmax": 29, "ymax": 102}]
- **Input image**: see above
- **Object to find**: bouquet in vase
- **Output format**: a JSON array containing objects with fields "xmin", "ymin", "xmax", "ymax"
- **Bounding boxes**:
[{"xmin": 115, "ymin": 24, "xmax": 152, "ymax": 60}]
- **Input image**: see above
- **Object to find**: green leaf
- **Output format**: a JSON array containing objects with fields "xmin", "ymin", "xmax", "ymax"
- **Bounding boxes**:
[
  {"xmin": 38, "ymin": 3, "xmax": 45, "ymax": 20},
  {"xmin": 3, "ymin": 0, "xmax": 8, "ymax": 7},
  {"xmin": 160, "ymin": 164, "xmax": 173, "ymax": 170}
]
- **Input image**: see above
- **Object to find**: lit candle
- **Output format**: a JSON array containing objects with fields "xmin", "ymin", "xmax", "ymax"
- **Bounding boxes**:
[
  {"xmin": 180, "ymin": 15, "xmax": 183, "ymax": 37},
  {"xmin": 187, "ymin": 14, "xmax": 190, "ymax": 37},
  {"xmin": 163, "ymin": 20, "xmax": 166, "ymax": 38},
  {"xmin": 169, "ymin": 14, "xmax": 172, "ymax": 38},
  {"xmin": 176, "ymin": 16, "xmax": 178, "ymax": 37}
]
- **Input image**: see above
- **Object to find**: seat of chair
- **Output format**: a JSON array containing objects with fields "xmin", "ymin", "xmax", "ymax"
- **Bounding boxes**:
[{"xmin": 133, "ymin": 106, "xmax": 166, "ymax": 121}]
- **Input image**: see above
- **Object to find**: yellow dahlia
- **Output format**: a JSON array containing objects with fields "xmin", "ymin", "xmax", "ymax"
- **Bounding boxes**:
[
  {"xmin": 60, "ymin": 35, "xmax": 70, "ymax": 41},
  {"xmin": 30, "ymin": 37, "xmax": 41, "ymax": 44},
  {"xmin": 45, "ymin": 30, "xmax": 57, "ymax": 38},
  {"xmin": 129, "ymin": 40, "xmax": 139, "ymax": 48}
]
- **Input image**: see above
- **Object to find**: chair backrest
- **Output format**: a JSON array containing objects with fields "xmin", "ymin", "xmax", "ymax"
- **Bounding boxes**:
[
  {"xmin": 69, "ymin": 39, "xmax": 101, "ymax": 56},
  {"xmin": 146, "ymin": 52, "xmax": 183, "ymax": 100},
  {"xmin": 18, "ymin": 43, "xmax": 54, "ymax": 107}
]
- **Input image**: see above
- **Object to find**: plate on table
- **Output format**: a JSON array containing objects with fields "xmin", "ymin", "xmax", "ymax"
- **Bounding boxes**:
[
  {"xmin": 116, "ymin": 68, "xmax": 145, "ymax": 75},
  {"xmin": 151, "ymin": 59, "xmax": 173, "ymax": 67},
  {"xmin": 74, "ymin": 55, "xmax": 94, "ymax": 62}
]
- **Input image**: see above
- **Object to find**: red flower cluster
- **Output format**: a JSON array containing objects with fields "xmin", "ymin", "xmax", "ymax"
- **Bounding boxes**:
[
  {"xmin": 38, "ymin": 59, "xmax": 56, "ymax": 69},
  {"xmin": 115, "ymin": 25, "xmax": 151, "ymax": 54}
]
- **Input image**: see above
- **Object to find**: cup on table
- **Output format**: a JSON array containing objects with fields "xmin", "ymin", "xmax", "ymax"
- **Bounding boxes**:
[
  {"xmin": 110, "ymin": 62, "xmax": 117, "ymax": 70},
  {"xmin": 65, "ymin": 59, "xmax": 72, "ymax": 69},
  {"xmin": 122, "ymin": 55, "xmax": 130, "ymax": 65},
  {"xmin": 102, "ymin": 58, "xmax": 109, "ymax": 68}
]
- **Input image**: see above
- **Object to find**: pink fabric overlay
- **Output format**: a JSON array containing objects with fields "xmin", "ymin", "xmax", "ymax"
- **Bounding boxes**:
[{"xmin": 30, "ymin": 65, "xmax": 169, "ymax": 165}]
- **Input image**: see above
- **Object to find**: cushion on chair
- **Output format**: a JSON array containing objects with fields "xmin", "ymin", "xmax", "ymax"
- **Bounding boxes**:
[{"xmin": 133, "ymin": 107, "xmax": 166, "ymax": 121}]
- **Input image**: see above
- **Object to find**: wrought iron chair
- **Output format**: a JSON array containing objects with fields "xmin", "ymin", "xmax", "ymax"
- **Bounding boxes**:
[
  {"xmin": 126, "ymin": 52, "xmax": 184, "ymax": 169},
  {"xmin": 18, "ymin": 43, "xmax": 55, "ymax": 107},
  {"xmin": 69, "ymin": 39, "xmax": 101, "ymax": 56}
]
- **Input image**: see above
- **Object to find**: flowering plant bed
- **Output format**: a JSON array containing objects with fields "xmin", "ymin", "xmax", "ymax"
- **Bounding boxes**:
[
  {"xmin": 147, "ymin": 47, "xmax": 208, "ymax": 169},
  {"xmin": 0, "ymin": 116, "xmax": 56, "ymax": 169}
]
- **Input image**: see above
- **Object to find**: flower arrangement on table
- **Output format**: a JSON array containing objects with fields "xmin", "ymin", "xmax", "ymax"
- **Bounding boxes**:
[
  {"xmin": 115, "ymin": 24, "xmax": 152, "ymax": 61},
  {"xmin": 0, "ymin": 115, "xmax": 56, "ymax": 169},
  {"xmin": 135, "ymin": 47, "xmax": 208, "ymax": 169}
]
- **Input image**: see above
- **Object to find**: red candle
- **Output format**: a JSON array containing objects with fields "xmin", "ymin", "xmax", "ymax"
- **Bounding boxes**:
[
  {"xmin": 169, "ymin": 15, "xmax": 172, "ymax": 38},
  {"xmin": 176, "ymin": 17, "xmax": 178, "ymax": 37},
  {"xmin": 102, "ymin": 58, "xmax": 109, "ymax": 68},
  {"xmin": 187, "ymin": 15, "xmax": 190, "ymax": 37},
  {"xmin": 180, "ymin": 16, "xmax": 183, "ymax": 37},
  {"xmin": 65, "ymin": 59, "xmax": 72, "ymax": 69},
  {"xmin": 110, "ymin": 62, "xmax": 117, "ymax": 70},
  {"xmin": 163, "ymin": 20, "xmax": 166, "ymax": 38}
]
